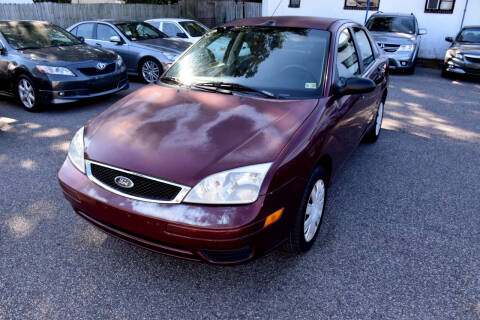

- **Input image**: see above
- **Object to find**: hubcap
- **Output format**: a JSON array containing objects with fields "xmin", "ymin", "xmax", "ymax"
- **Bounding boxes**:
[
  {"xmin": 375, "ymin": 102, "xmax": 384, "ymax": 136},
  {"xmin": 18, "ymin": 79, "xmax": 35, "ymax": 109},
  {"xmin": 142, "ymin": 60, "xmax": 160, "ymax": 83},
  {"xmin": 304, "ymin": 179, "xmax": 325, "ymax": 242}
]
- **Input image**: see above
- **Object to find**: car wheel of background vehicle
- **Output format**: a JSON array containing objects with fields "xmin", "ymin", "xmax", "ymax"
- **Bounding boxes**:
[
  {"xmin": 17, "ymin": 75, "xmax": 40, "ymax": 112},
  {"xmin": 286, "ymin": 166, "xmax": 328, "ymax": 253},
  {"xmin": 139, "ymin": 58, "xmax": 162, "ymax": 83},
  {"xmin": 363, "ymin": 101, "xmax": 384, "ymax": 143}
]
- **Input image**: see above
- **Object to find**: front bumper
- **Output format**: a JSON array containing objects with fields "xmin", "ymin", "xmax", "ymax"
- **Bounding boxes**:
[
  {"xmin": 386, "ymin": 51, "xmax": 416, "ymax": 70},
  {"xmin": 37, "ymin": 70, "xmax": 129, "ymax": 104},
  {"xmin": 444, "ymin": 57, "xmax": 480, "ymax": 76},
  {"xmin": 58, "ymin": 158, "xmax": 304, "ymax": 264}
]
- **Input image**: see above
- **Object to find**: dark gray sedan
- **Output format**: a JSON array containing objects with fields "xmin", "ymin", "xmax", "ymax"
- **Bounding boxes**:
[
  {"xmin": 443, "ymin": 26, "xmax": 480, "ymax": 78},
  {"xmin": 68, "ymin": 20, "xmax": 191, "ymax": 83}
]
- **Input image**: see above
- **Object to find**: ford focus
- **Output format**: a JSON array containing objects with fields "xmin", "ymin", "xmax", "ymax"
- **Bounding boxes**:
[{"xmin": 58, "ymin": 16, "xmax": 389, "ymax": 264}]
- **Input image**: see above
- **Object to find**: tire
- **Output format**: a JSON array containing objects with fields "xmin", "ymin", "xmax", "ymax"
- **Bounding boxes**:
[
  {"xmin": 286, "ymin": 166, "xmax": 328, "ymax": 253},
  {"xmin": 363, "ymin": 101, "xmax": 384, "ymax": 143},
  {"xmin": 139, "ymin": 58, "xmax": 162, "ymax": 83},
  {"xmin": 17, "ymin": 75, "xmax": 40, "ymax": 111}
]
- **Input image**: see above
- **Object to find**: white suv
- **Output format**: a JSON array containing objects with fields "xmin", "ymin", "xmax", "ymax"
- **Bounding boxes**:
[{"xmin": 145, "ymin": 18, "xmax": 209, "ymax": 44}]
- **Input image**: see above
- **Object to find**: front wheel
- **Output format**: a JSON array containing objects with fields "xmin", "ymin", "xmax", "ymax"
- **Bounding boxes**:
[
  {"xmin": 139, "ymin": 58, "xmax": 161, "ymax": 83},
  {"xmin": 363, "ymin": 101, "xmax": 384, "ymax": 143},
  {"xmin": 17, "ymin": 75, "xmax": 40, "ymax": 111},
  {"xmin": 286, "ymin": 166, "xmax": 328, "ymax": 253}
]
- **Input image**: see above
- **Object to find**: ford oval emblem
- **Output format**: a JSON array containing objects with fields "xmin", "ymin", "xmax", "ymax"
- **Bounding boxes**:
[
  {"xmin": 96, "ymin": 62, "xmax": 106, "ymax": 70},
  {"xmin": 114, "ymin": 176, "xmax": 134, "ymax": 189}
]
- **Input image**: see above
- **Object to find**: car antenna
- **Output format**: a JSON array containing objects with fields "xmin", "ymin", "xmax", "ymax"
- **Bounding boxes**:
[{"xmin": 271, "ymin": 0, "xmax": 286, "ymax": 17}]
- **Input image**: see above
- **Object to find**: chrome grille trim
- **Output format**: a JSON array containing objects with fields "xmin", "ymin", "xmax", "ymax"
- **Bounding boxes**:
[{"xmin": 85, "ymin": 160, "xmax": 191, "ymax": 204}]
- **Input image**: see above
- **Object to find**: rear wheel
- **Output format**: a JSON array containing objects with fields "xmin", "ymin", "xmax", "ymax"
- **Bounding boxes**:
[
  {"xmin": 286, "ymin": 166, "xmax": 328, "ymax": 253},
  {"xmin": 139, "ymin": 58, "xmax": 162, "ymax": 83},
  {"xmin": 363, "ymin": 101, "xmax": 384, "ymax": 143},
  {"xmin": 17, "ymin": 75, "xmax": 40, "ymax": 111}
]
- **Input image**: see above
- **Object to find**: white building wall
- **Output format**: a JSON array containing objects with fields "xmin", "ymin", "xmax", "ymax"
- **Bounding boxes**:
[{"xmin": 263, "ymin": 0, "xmax": 480, "ymax": 59}]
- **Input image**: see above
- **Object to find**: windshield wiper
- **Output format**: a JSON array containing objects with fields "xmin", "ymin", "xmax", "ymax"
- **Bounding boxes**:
[
  {"xmin": 160, "ymin": 76, "xmax": 186, "ymax": 86},
  {"xmin": 193, "ymin": 82, "xmax": 279, "ymax": 99}
]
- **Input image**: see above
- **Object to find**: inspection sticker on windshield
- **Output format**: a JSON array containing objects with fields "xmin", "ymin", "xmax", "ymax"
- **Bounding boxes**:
[{"xmin": 305, "ymin": 82, "xmax": 317, "ymax": 89}]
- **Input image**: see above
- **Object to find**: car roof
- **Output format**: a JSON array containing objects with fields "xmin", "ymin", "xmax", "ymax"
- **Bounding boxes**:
[
  {"xmin": 463, "ymin": 25, "xmax": 480, "ymax": 29},
  {"xmin": 221, "ymin": 16, "xmax": 347, "ymax": 31},
  {"xmin": 146, "ymin": 18, "xmax": 195, "ymax": 23},
  {"xmin": 75, "ymin": 19, "xmax": 145, "ymax": 25}
]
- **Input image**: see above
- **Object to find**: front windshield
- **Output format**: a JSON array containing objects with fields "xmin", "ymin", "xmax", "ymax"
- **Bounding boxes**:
[
  {"xmin": 179, "ymin": 21, "xmax": 208, "ymax": 37},
  {"xmin": 366, "ymin": 16, "xmax": 415, "ymax": 35},
  {"xmin": 0, "ymin": 21, "xmax": 81, "ymax": 50},
  {"xmin": 457, "ymin": 28, "xmax": 480, "ymax": 43},
  {"xmin": 115, "ymin": 22, "xmax": 167, "ymax": 41},
  {"xmin": 163, "ymin": 27, "xmax": 330, "ymax": 99}
]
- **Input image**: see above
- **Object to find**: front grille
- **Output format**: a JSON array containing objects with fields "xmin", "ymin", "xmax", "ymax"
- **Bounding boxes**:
[
  {"xmin": 89, "ymin": 83, "xmax": 117, "ymax": 94},
  {"xmin": 88, "ymin": 162, "xmax": 183, "ymax": 202},
  {"xmin": 200, "ymin": 246, "xmax": 253, "ymax": 263},
  {"xmin": 378, "ymin": 43, "xmax": 400, "ymax": 53},
  {"xmin": 465, "ymin": 55, "xmax": 480, "ymax": 64},
  {"xmin": 78, "ymin": 63, "xmax": 115, "ymax": 76}
]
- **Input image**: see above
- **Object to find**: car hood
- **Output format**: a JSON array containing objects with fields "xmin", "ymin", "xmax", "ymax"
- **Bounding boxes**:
[
  {"xmin": 84, "ymin": 85, "xmax": 318, "ymax": 187},
  {"xmin": 370, "ymin": 31, "xmax": 416, "ymax": 45},
  {"xmin": 18, "ymin": 44, "xmax": 117, "ymax": 63},
  {"xmin": 453, "ymin": 43, "xmax": 480, "ymax": 55},
  {"xmin": 131, "ymin": 38, "xmax": 190, "ymax": 54}
]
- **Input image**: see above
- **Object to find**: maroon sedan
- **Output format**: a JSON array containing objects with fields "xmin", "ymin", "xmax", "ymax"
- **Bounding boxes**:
[{"xmin": 58, "ymin": 16, "xmax": 388, "ymax": 264}]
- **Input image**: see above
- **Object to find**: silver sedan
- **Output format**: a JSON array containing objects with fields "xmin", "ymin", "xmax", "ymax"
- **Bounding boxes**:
[{"xmin": 68, "ymin": 20, "xmax": 191, "ymax": 83}]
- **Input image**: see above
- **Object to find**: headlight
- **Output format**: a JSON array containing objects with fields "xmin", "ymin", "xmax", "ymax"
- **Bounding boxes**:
[
  {"xmin": 446, "ymin": 49, "xmax": 463, "ymax": 60},
  {"xmin": 163, "ymin": 51, "xmax": 178, "ymax": 61},
  {"xmin": 183, "ymin": 163, "xmax": 272, "ymax": 204},
  {"xmin": 68, "ymin": 127, "xmax": 85, "ymax": 174},
  {"xmin": 36, "ymin": 65, "xmax": 75, "ymax": 76},
  {"xmin": 398, "ymin": 44, "xmax": 415, "ymax": 52},
  {"xmin": 116, "ymin": 55, "xmax": 124, "ymax": 68}
]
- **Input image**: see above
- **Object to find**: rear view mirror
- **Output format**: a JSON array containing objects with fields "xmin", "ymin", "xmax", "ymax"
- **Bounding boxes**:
[
  {"xmin": 419, "ymin": 28, "xmax": 427, "ymax": 35},
  {"xmin": 176, "ymin": 32, "xmax": 188, "ymax": 39},
  {"xmin": 445, "ymin": 36, "xmax": 454, "ymax": 42},
  {"xmin": 335, "ymin": 77, "xmax": 376, "ymax": 97},
  {"xmin": 110, "ymin": 35, "xmax": 122, "ymax": 44}
]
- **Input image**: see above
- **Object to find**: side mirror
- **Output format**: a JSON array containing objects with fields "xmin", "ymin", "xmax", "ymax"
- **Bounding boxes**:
[
  {"xmin": 176, "ymin": 32, "xmax": 188, "ymax": 39},
  {"xmin": 335, "ymin": 77, "xmax": 376, "ymax": 97},
  {"xmin": 110, "ymin": 35, "xmax": 122, "ymax": 44},
  {"xmin": 445, "ymin": 36, "xmax": 454, "ymax": 42},
  {"xmin": 77, "ymin": 36, "xmax": 85, "ymax": 43},
  {"xmin": 418, "ymin": 28, "xmax": 427, "ymax": 35}
]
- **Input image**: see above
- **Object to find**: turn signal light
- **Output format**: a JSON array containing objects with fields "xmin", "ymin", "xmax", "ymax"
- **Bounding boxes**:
[{"xmin": 264, "ymin": 208, "xmax": 284, "ymax": 228}]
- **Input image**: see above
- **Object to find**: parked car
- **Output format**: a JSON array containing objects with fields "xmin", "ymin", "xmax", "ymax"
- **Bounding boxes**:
[
  {"xmin": 67, "ymin": 20, "xmax": 190, "ymax": 83},
  {"xmin": 58, "ymin": 16, "xmax": 389, "ymax": 264},
  {"xmin": 0, "ymin": 20, "xmax": 128, "ymax": 111},
  {"xmin": 145, "ymin": 18, "xmax": 209, "ymax": 43},
  {"xmin": 366, "ymin": 12, "xmax": 426, "ymax": 73},
  {"xmin": 443, "ymin": 26, "xmax": 480, "ymax": 78}
]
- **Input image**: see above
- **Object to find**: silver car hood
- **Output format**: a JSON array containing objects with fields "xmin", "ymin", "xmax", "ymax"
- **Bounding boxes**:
[
  {"xmin": 370, "ymin": 31, "xmax": 416, "ymax": 45},
  {"xmin": 130, "ymin": 38, "xmax": 190, "ymax": 54}
]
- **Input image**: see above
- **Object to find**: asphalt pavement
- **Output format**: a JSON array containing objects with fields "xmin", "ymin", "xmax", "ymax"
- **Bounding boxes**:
[{"xmin": 1, "ymin": 68, "xmax": 480, "ymax": 319}]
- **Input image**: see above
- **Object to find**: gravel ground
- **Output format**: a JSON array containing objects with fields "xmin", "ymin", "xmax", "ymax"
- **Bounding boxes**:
[{"xmin": 1, "ymin": 68, "xmax": 479, "ymax": 319}]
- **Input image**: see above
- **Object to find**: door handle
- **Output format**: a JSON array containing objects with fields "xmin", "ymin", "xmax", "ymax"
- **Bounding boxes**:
[{"xmin": 95, "ymin": 43, "xmax": 102, "ymax": 47}]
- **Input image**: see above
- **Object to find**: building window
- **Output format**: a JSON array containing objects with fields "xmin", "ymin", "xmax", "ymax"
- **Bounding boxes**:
[
  {"xmin": 425, "ymin": 0, "xmax": 455, "ymax": 13},
  {"xmin": 344, "ymin": 0, "xmax": 380, "ymax": 11},
  {"xmin": 289, "ymin": 0, "xmax": 300, "ymax": 8}
]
